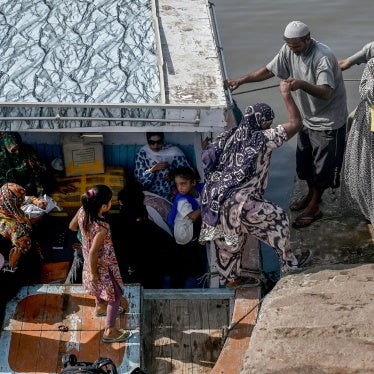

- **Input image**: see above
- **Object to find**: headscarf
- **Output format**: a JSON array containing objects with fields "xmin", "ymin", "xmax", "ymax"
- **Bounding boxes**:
[
  {"xmin": 201, "ymin": 103, "xmax": 274, "ymax": 227},
  {"xmin": 141, "ymin": 143, "xmax": 186, "ymax": 164},
  {"xmin": 0, "ymin": 183, "xmax": 32, "ymax": 253},
  {"xmin": 0, "ymin": 132, "xmax": 48, "ymax": 196}
]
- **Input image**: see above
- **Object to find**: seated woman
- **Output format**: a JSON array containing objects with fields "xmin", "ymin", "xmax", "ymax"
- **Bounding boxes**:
[
  {"xmin": 134, "ymin": 132, "xmax": 191, "ymax": 232},
  {"xmin": 0, "ymin": 132, "xmax": 50, "ymax": 196},
  {"xmin": 0, "ymin": 131, "xmax": 75, "ymax": 197},
  {"xmin": 0, "ymin": 183, "xmax": 43, "ymax": 305}
]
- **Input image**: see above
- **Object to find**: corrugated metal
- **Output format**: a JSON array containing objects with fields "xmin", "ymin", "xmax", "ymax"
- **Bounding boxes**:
[{"xmin": 0, "ymin": 0, "xmax": 228, "ymax": 132}]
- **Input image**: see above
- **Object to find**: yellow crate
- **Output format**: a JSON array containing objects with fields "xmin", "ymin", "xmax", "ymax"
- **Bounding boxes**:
[{"xmin": 51, "ymin": 167, "xmax": 125, "ymax": 212}]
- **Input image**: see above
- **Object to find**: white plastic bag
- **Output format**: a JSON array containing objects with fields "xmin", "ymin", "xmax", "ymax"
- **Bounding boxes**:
[{"xmin": 21, "ymin": 194, "xmax": 61, "ymax": 219}]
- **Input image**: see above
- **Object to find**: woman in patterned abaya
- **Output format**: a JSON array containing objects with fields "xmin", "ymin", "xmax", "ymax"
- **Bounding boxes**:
[
  {"xmin": 0, "ymin": 183, "xmax": 42, "ymax": 306},
  {"xmin": 0, "ymin": 183, "xmax": 37, "ymax": 266},
  {"xmin": 341, "ymin": 58, "xmax": 374, "ymax": 223},
  {"xmin": 199, "ymin": 81, "xmax": 311, "ymax": 288}
]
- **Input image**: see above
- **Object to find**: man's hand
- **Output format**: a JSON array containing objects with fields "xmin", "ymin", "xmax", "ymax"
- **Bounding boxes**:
[
  {"xmin": 286, "ymin": 77, "xmax": 332, "ymax": 100},
  {"xmin": 225, "ymin": 78, "xmax": 241, "ymax": 91},
  {"xmin": 285, "ymin": 78, "xmax": 303, "ymax": 91},
  {"xmin": 279, "ymin": 80, "xmax": 292, "ymax": 95}
]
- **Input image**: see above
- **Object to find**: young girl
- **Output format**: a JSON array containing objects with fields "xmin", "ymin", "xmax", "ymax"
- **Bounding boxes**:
[
  {"xmin": 168, "ymin": 167, "xmax": 207, "ymax": 288},
  {"xmin": 69, "ymin": 184, "xmax": 131, "ymax": 343}
]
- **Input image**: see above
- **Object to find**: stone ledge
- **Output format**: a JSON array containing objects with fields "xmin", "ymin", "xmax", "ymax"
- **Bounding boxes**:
[
  {"xmin": 240, "ymin": 178, "xmax": 374, "ymax": 373},
  {"xmin": 241, "ymin": 263, "xmax": 374, "ymax": 373},
  {"xmin": 289, "ymin": 177, "xmax": 374, "ymax": 266}
]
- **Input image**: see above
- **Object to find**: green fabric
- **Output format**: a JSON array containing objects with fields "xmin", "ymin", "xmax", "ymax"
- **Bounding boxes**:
[{"xmin": 0, "ymin": 132, "xmax": 49, "ymax": 196}]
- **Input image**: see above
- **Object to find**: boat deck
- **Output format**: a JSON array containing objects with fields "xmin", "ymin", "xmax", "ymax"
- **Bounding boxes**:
[
  {"xmin": 0, "ymin": 284, "xmax": 261, "ymax": 373},
  {"xmin": 0, "ymin": 285, "xmax": 141, "ymax": 374}
]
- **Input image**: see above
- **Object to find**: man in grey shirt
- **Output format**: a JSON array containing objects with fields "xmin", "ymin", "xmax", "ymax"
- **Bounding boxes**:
[
  {"xmin": 227, "ymin": 20, "xmax": 348, "ymax": 229},
  {"xmin": 339, "ymin": 42, "xmax": 374, "ymax": 70}
]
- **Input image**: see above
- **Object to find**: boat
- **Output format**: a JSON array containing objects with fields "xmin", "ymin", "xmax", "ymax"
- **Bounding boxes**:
[{"xmin": 0, "ymin": 0, "xmax": 262, "ymax": 372}]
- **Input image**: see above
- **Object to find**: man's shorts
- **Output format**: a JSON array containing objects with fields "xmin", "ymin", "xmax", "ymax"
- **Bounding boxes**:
[{"xmin": 296, "ymin": 124, "xmax": 346, "ymax": 190}]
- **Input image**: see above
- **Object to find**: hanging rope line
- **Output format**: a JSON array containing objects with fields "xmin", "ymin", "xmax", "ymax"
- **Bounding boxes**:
[{"xmin": 232, "ymin": 78, "xmax": 361, "ymax": 96}]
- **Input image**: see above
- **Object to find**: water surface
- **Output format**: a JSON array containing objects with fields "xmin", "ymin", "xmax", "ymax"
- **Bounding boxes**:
[{"xmin": 213, "ymin": 0, "xmax": 373, "ymax": 272}]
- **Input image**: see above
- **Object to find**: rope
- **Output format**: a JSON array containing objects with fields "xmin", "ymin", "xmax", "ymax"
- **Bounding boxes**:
[
  {"xmin": 231, "ymin": 78, "xmax": 361, "ymax": 96},
  {"xmin": 232, "ymin": 84, "xmax": 279, "ymax": 96},
  {"xmin": 222, "ymin": 296, "xmax": 265, "ymax": 344},
  {"xmin": 197, "ymin": 271, "xmax": 220, "ymax": 288}
]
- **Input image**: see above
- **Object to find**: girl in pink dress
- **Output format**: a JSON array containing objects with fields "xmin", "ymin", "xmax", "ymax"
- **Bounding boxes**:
[{"xmin": 69, "ymin": 184, "xmax": 131, "ymax": 343}]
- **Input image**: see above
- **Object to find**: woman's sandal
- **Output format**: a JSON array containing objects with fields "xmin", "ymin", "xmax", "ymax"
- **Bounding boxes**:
[
  {"xmin": 292, "ymin": 211, "xmax": 323, "ymax": 229},
  {"xmin": 102, "ymin": 329, "xmax": 132, "ymax": 343},
  {"xmin": 95, "ymin": 305, "xmax": 126, "ymax": 317},
  {"xmin": 226, "ymin": 276, "xmax": 260, "ymax": 289}
]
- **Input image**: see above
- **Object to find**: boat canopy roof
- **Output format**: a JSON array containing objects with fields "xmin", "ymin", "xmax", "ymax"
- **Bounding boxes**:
[{"xmin": 0, "ymin": 0, "xmax": 229, "ymax": 132}]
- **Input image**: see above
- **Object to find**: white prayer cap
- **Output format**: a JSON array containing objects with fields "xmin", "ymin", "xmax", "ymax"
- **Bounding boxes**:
[{"xmin": 284, "ymin": 21, "xmax": 310, "ymax": 39}]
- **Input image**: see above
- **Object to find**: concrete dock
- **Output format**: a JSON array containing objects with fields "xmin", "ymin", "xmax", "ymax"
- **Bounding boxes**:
[{"xmin": 241, "ymin": 178, "xmax": 374, "ymax": 373}]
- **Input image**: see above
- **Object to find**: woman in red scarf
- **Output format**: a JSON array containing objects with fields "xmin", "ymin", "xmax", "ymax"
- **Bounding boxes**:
[{"xmin": 0, "ymin": 183, "xmax": 42, "ymax": 276}]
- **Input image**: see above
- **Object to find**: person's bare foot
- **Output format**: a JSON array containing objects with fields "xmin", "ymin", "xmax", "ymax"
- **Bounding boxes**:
[
  {"xmin": 94, "ymin": 304, "xmax": 107, "ymax": 316},
  {"xmin": 289, "ymin": 195, "xmax": 312, "ymax": 211}
]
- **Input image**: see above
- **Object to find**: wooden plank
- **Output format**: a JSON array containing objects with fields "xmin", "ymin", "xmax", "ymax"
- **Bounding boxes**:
[
  {"xmin": 21, "ymin": 294, "xmax": 49, "ymax": 331},
  {"xmin": 189, "ymin": 299, "xmax": 215, "ymax": 371},
  {"xmin": 169, "ymin": 299, "xmax": 192, "ymax": 373},
  {"xmin": 78, "ymin": 330, "xmax": 102, "ymax": 364},
  {"xmin": 141, "ymin": 299, "xmax": 153, "ymax": 371},
  {"xmin": 35, "ymin": 330, "xmax": 61, "ymax": 374},
  {"xmin": 41, "ymin": 293, "xmax": 66, "ymax": 330},
  {"xmin": 210, "ymin": 287, "xmax": 261, "ymax": 374},
  {"xmin": 60, "ymin": 293, "xmax": 84, "ymax": 356},
  {"xmin": 207, "ymin": 300, "xmax": 230, "ymax": 366},
  {"xmin": 8, "ymin": 294, "xmax": 27, "ymax": 331},
  {"xmin": 144, "ymin": 288, "xmax": 234, "ymax": 300},
  {"xmin": 0, "ymin": 286, "xmax": 37, "ymax": 373},
  {"xmin": 10, "ymin": 330, "xmax": 42, "ymax": 373},
  {"xmin": 143, "ymin": 299, "xmax": 173, "ymax": 374}
]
